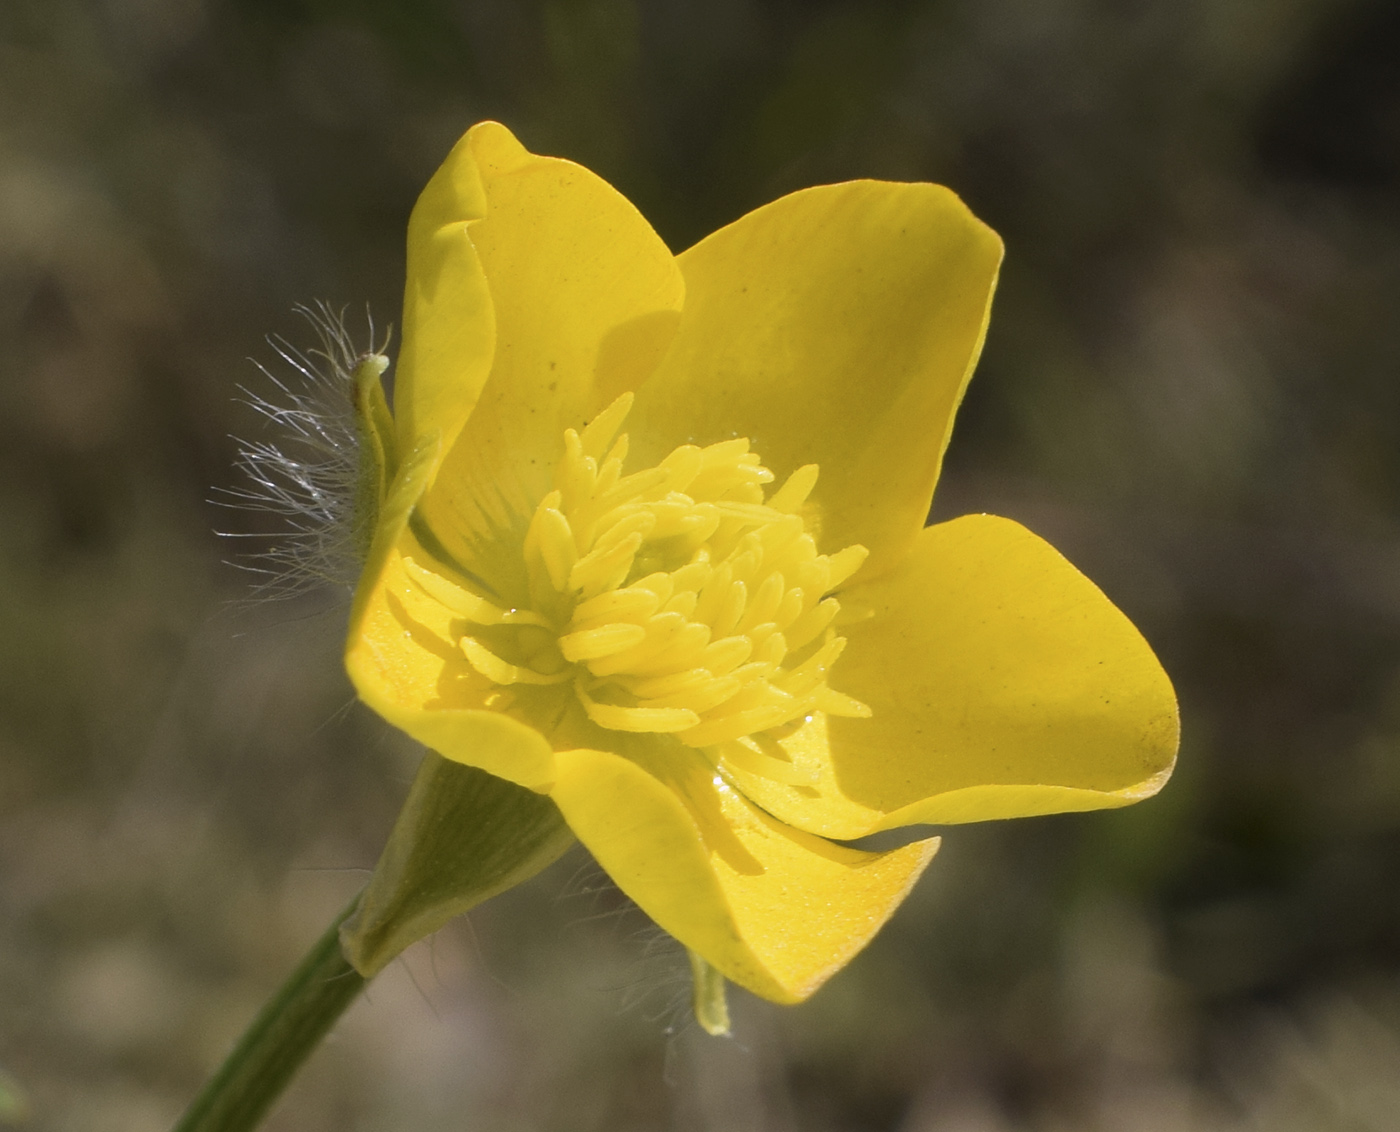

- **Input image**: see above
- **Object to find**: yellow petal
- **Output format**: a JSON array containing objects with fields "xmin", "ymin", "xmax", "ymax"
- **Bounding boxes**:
[
  {"xmin": 347, "ymin": 421, "xmax": 561, "ymax": 791},
  {"xmin": 629, "ymin": 180, "xmax": 1002, "ymax": 580},
  {"xmin": 394, "ymin": 124, "xmax": 495, "ymax": 478},
  {"xmin": 348, "ymin": 429, "xmax": 439, "ymax": 638},
  {"xmin": 346, "ymin": 529, "xmax": 560, "ymax": 791},
  {"xmin": 414, "ymin": 124, "xmax": 685, "ymax": 601},
  {"xmin": 549, "ymin": 744, "xmax": 939, "ymax": 1003},
  {"xmin": 724, "ymin": 515, "xmax": 1178, "ymax": 838}
]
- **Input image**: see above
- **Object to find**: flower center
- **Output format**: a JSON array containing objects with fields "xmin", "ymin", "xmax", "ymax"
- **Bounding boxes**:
[{"xmin": 404, "ymin": 393, "xmax": 870, "ymax": 761}]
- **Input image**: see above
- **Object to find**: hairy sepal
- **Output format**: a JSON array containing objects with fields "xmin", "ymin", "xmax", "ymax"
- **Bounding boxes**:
[{"xmin": 341, "ymin": 753, "xmax": 576, "ymax": 976}]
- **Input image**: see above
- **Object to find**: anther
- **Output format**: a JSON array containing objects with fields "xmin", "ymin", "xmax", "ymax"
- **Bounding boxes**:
[{"xmin": 424, "ymin": 391, "xmax": 871, "ymax": 754}]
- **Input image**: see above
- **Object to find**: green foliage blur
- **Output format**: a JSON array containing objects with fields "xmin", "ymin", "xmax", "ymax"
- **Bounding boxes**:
[{"xmin": 3, "ymin": 1, "xmax": 1400, "ymax": 1129}]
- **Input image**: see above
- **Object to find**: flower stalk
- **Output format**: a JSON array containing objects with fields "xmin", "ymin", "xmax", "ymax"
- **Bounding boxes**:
[{"xmin": 170, "ymin": 897, "xmax": 366, "ymax": 1132}]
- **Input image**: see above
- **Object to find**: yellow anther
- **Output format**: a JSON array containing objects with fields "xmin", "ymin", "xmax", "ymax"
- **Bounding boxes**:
[
  {"xmin": 767, "ymin": 464, "xmax": 819, "ymax": 514},
  {"xmin": 601, "ymin": 433, "xmax": 628, "ymax": 468},
  {"xmin": 623, "ymin": 667, "xmax": 716, "ymax": 700},
  {"xmin": 673, "ymin": 507, "xmax": 722, "ymax": 549},
  {"xmin": 579, "ymin": 390, "xmax": 634, "ymax": 459},
  {"xmin": 643, "ymin": 674, "xmax": 742, "ymax": 714},
  {"xmin": 699, "ymin": 636, "xmax": 752, "ymax": 676},
  {"xmin": 594, "ymin": 448, "xmax": 623, "ymax": 496},
  {"xmin": 727, "ymin": 659, "xmax": 780, "ymax": 685},
  {"xmin": 570, "ymin": 586, "xmax": 661, "ymax": 630},
  {"xmin": 786, "ymin": 598, "xmax": 840, "ymax": 651},
  {"xmin": 825, "ymin": 545, "xmax": 869, "ymax": 590},
  {"xmin": 535, "ymin": 506, "xmax": 578, "ymax": 593},
  {"xmin": 692, "ymin": 562, "xmax": 733, "ymax": 624},
  {"xmin": 757, "ymin": 514, "xmax": 805, "ymax": 558},
  {"xmin": 774, "ymin": 587, "xmax": 805, "ymax": 630},
  {"xmin": 795, "ymin": 556, "xmax": 831, "ymax": 600},
  {"xmin": 627, "ymin": 621, "xmax": 712, "ymax": 677},
  {"xmin": 714, "ymin": 737, "xmax": 819, "ymax": 786},
  {"xmin": 586, "ymin": 611, "xmax": 687, "ymax": 677},
  {"xmin": 558, "ymin": 622, "xmax": 649, "ymax": 662},
  {"xmin": 632, "ymin": 572, "xmax": 675, "ymax": 603},
  {"xmin": 721, "ymin": 678, "xmax": 791, "ymax": 716},
  {"xmin": 576, "ymin": 680, "xmax": 699, "ymax": 733},
  {"xmin": 402, "ymin": 556, "xmax": 507, "ymax": 623},
  {"xmin": 750, "ymin": 627, "xmax": 788, "ymax": 667},
  {"xmin": 711, "ymin": 580, "xmax": 747, "ymax": 638},
  {"xmin": 713, "ymin": 501, "xmax": 784, "ymax": 525},
  {"xmin": 682, "ymin": 699, "xmax": 795, "ymax": 747},
  {"xmin": 663, "ymin": 590, "xmax": 698, "ymax": 618},
  {"xmin": 813, "ymin": 687, "xmax": 873, "ymax": 718},
  {"xmin": 411, "ymin": 391, "xmax": 870, "ymax": 746},
  {"xmin": 670, "ymin": 556, "xmax": 713, "ymax": 594},
  {"xmin": 555, "ymin": 430, "xmax": 596, "ymax": 511},
  {"xmin": 699, "ymin": 438, "xmax": 752, "ymax": 467},
  {"xmin": 659, "ymin": 444, "xmax": 704, "ymax": 490},
  {"xmin": 743, "ymin": 573, "xmax": 786, "ymax": 631},
  {"xmin": 778, "ymin": 637, "xmax": 846, "ymax": 696},
  {"xmin": 646, "ymin": 497, "xmax": 700, "ymax": 537},
  {"xmin": 568, "ymin": 529, "xmax": 646, "ymax": 598},
  {"xmin": 690, "ymin": 453, "xmax": 774, "ymax": 498},
  {"xmin": 461, "ymin": 637, "xmax": 571, "ymax": 686},
  {"xmin": 726, "ymin": 541, "xmax": 762, "ymax": 583},
  {"xmin": 591, "ymin": 509, "xmax": 658, "ymax": 556},
  {"xmin": 402, "ymin": 556, "xmax": 548, "ymax": 627},
  {"xmin": 601, "ymin": 465, "xmax": 671, "ymax": 509}
]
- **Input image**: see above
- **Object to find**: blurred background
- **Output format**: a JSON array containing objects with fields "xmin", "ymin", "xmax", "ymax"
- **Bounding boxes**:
[{"xmin": 3, "ymin": 0, "xmax": 1400, "ymax": 1129}]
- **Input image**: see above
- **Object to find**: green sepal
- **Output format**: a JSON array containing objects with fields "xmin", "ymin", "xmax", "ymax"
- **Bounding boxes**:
[
  {"xmin": 351, "ymin": 352, "xmax": 397, "ymax": 561},
  {"xmin": 687, "ymin": 949, "xmax": 731, "ymax": 1036},
  {"xmin": 341, "ymin": 752, "xmax": 575, "ymax": 977}
]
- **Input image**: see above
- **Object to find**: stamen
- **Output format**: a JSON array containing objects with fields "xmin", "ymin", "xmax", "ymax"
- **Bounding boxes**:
[
  {"xmin": 663, "ymin": 590, "xmax": 698, "ymax": 618},
  {"xmin": 416, "ymin": 392, "xmax": 869, "ymax": 749},
  {"xmin": 785, "ymin": 598, "xmax": 840, "ymax": 650},
  {"xmin": 742, "ymin": 573, "xmax": 786, "ymax": 632},
  {"xmin": 576, "ymin": 680, "xmax": 699, "ymax": 733},
  {"xmin": 825, "ymin": 545, "xmax": 869, "ymax": 590},
  {"xmin": 638, "ymin": 673, "xmax": 743, "ymax": 714},
  {"xmin": 568, "ymin": 526, "xmax": 648, "ymax": 598},
  {"xmin": 774, "ymin": 587, "xmax": 805, "ymax": 631},
  {"xmin": 570, "ymin": 586, "xmax": 662, "ymax": 630},
  {"xmin": 402, "ymin": 556, "xmax": 546, "ymax": 627},
  {"xmin": 555, "ymin": 430, "xmax": 596, "ymax": 512},
  {"xmin": 711, "ymin": 580, "xmax": 747, "ymax": 638},
  {"xmin": 461, "ymin": 637, "xmax": 572, "ymax": 685},
  {"xmin": 579, "ymin": 391, "xmax": 634, "ymax": 459},
  {"xmin": 558, "ymin": 622, "xmax": 648, "ymax": 662},
  {"xmin": 813, "ymin": 688, "xmax": 873, "ymax": 717},
  {"xmin": 699, "ymin": 636, "xmax": 751, "ymax": 676},
  {"xmin": 767, "ymin": 464, "xmax": 819, "ymax": 514},
  {"xmin": 714, "ymin": 737, "xmax": 819, "ymax": 786}
]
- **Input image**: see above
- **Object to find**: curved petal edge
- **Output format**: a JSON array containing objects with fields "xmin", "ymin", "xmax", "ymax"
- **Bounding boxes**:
[{"xmin": 551, "ymin": 746, "xmax": 939, "ymax": 1003}]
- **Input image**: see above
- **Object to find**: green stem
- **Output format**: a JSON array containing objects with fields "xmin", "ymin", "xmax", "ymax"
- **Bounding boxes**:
[{"xmin": 172, "ymin": 895, "xmax": 368, "ymax": 1132}]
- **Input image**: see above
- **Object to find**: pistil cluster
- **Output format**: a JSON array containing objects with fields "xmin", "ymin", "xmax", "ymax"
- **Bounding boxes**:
[{"xmin": 405, "ymin": 394, "xmax": 870, "ymax": 772}]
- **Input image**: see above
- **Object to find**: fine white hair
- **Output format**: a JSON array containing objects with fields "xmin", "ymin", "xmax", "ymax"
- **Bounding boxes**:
[{"xmin": 215, "ymin": 301, "xmax": 390, "ymax": 600}]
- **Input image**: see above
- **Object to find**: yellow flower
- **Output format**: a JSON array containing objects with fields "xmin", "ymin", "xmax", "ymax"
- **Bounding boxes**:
[{"xmin": 344, "ymin": 122, "xmax": 1178, "ymax": 1008}]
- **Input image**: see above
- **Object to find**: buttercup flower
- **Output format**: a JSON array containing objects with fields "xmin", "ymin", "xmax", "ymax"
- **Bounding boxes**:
[{"xmin": 343, "ymin": 122, "xmax": 1178, "ymax": 1010}]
